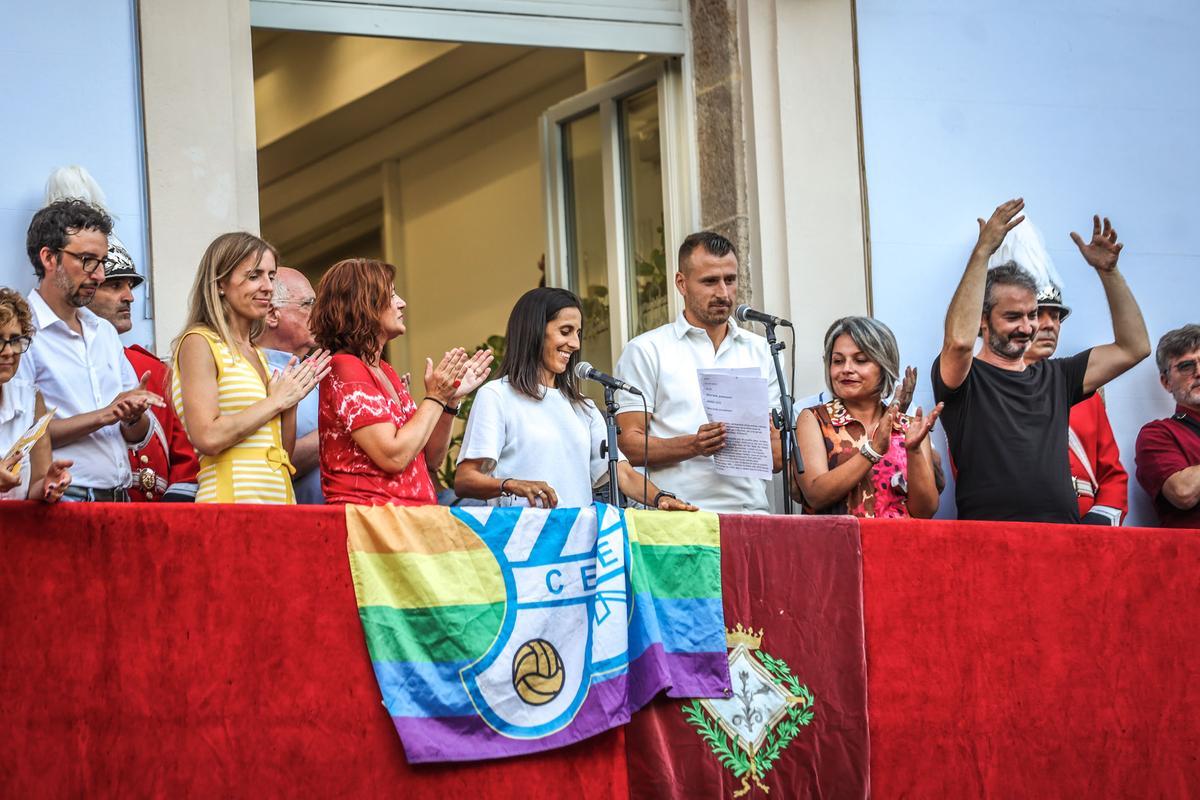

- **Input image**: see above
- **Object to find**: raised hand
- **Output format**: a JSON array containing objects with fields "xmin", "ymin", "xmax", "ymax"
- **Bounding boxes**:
[
  {"xmin": 505, "ymin": 479, "xmax": 559, "ymax": 508},
  {"xmin": 691, "ymin": 422, "xmax": 727, "ymax": 457},
  {"xmin": 39, "ymin": 459, "xmax": 73, "ymax": 503},
  {"xmin": 893, "ymin": 366, "xmax": 917, "ymax": 413},
  {"xmin": 868, "ymin": 403, "xmax": 900, "ymax": 456},
  {"xmin": 268, "ymin": 349, "xmax": 332, "ymax": 410},
  {"xmin": 904, "ymin": 403, "xmax": 944, "ymax": 452},
  {"xmin": 975, "ymin": 198, "xmax": 1026, "ymax": 256},
  {"xmin": 0, "ymin": 452, "xmax": 21, "ymax": 493},
  {"xmin": 1070, "ymin": 215, "xmax": 1123, "ymax": 273},
  {"xmin": 452, "ymin": 348, "xmax": 495, "ymax": 400},
  {"xmin": 424, "ymin": 348, "xmax": 469, "ymax": 404}
]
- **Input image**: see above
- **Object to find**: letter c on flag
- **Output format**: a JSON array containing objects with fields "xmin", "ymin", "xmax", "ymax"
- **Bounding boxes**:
[{"xmin": 545, "ymin": 568, "xmax": 564, "ymax": 595}]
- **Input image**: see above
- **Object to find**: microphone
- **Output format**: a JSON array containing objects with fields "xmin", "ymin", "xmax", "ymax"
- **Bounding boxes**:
[
  {"xmin": 574, "ymin": 361, "xmax": 643, "ymax": 396},
  {"xmin": 735, "ymin": 304, "xmax": 792, "ymax": 327}
]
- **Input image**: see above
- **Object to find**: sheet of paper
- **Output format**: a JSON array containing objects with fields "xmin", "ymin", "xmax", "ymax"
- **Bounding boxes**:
[
  {"xmin": 697, "ymin": 370, "xmax": 773, "ymax": 480},
  {"xmin": 3, "ymin": 408, "xmax": 56, "ymax": 477}
]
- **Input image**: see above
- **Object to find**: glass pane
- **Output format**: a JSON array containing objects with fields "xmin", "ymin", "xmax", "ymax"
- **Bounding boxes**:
[
  {"xmin": 561, "ymin": 111, "xmax": 612, "ymax": 400},
  {"xmin": 619, "ymin": 85, "xmax": 668, "ymax": 338}
]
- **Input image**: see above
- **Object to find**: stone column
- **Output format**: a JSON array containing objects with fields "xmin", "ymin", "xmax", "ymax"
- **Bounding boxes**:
[{"xmin": 688, "ymin": 0, "xmax": 755, "ymax": 303}]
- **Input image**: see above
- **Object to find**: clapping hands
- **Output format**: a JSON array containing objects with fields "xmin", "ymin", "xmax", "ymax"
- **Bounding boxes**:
[
  {"xmin": 107, "ymin": 372, "xmax": 166, "ymax": 425},
  {"xmin": 904, "ymin": 403, "xmax": 944, "ymax": 452},
  {"xmin": 268, "ymin": 349, "xmax": 333, "ymax": 410},
  {"xmin": 424, "ymin": 347, "xmax": 495, "ymax": 404}
]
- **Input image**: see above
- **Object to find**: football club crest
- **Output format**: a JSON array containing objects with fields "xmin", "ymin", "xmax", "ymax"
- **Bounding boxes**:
[
  {"xmin": 453, "ymin": 504, "xmax": 631, "ymax": 738},
  {"xmin": 683, "ymin": 624, "xmax": 815, "ymax": 797}
]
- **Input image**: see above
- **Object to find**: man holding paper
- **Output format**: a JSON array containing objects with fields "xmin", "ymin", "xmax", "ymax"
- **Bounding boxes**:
[{"xmin": 615, "ymin": 231, "xmax": 782, "ymax": 514}]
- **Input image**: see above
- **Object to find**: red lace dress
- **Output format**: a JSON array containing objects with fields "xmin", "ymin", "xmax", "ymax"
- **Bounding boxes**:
[{"xmin": 318, "ymin": 354, "xmax": 437, "ymax": 506}]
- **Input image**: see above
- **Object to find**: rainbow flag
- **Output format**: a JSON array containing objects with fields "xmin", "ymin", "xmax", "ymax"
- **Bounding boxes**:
[{"xmin": 346, "ymin": 503, "xmax": 729, "ymax": 763}]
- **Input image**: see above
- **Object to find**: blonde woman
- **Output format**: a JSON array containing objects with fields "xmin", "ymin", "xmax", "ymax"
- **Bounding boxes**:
[{"xmin": 172, "ymin": 233, "xmax": 331, "ymax": 504}]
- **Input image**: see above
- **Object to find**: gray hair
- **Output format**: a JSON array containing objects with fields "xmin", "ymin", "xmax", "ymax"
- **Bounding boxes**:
[
  {"xmin": 823, "ymin": 316, "xmax": 901, "ymax": 400},
  {"xmin": 983, "ymin": 261, "xmax": 1037, "ymax": 318},
  {"xmin": 1155, "ymin": 324, "xmax": 1200, "ymax": 374}
]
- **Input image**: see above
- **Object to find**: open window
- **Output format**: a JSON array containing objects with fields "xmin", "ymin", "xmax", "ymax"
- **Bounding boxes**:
[{"xmin": 541, "ymin": 59, "xmax": 696, "ymax": 383}]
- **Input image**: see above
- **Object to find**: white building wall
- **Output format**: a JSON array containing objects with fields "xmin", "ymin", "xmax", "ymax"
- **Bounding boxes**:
[
  {"xmin": 0, "ymin": 0, "xmax": 154, "ymax": 348},
  {"xmin": 857, "ymin": 0, "xmax": 1200, "ymax": 525}
]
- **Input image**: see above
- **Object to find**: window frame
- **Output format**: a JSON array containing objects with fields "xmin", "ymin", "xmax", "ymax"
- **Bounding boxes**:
[{"xmin": 540, "ymin": 58, "xmax": 696, "ymax": 364}]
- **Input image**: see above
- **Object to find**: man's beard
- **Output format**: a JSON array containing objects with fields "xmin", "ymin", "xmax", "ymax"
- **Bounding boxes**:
[
  {"xmin": 56, "ymin": 268, "xmax": 94, "ymax": 308},
  {"xmin": 988, "ymin": 329, "xmax": 1030, "ymax": 359},
  {"xmin": 690, "ymin": 299, "xmax": 732, "ymax": 326}
]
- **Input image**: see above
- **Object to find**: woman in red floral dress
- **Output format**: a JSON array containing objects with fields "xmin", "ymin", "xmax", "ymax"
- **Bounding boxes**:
[{"xmin": 310, "ymin": 259, "xmax": 492, "ymax": 506}]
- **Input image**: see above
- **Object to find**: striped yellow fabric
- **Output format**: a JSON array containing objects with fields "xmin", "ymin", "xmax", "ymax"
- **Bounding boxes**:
[{"xmin": 172, "ymin": 328, "xmax": 295, "ymax": 505}]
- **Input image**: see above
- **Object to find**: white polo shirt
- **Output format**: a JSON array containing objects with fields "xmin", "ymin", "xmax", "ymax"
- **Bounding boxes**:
[
  {"xmin": 614, "ymin": 313, "xmax": 782, "ymax": 513},
  {"xmin": 17, "ymin": 289, "xmax": 142, "ymax": 489}
]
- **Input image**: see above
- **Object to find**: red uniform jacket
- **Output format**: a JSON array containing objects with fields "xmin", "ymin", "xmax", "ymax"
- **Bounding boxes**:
[
  {"xmin": 124, "ymin": 345, "xmax": 199, "ymax": 501},
  {"xmin": 1068, "ymin": 392, "xmax": 1128, "ymax": 524}
]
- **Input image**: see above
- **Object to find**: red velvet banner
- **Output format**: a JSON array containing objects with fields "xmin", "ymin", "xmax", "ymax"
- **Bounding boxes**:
[
  {"xmin": 0, "ymin": 503, "xmax": 627, "ymax": 798},
  {"xmin": 624, "ymin": 515, "xmax": 870, "ymax": 799},
  {"xmin": 2, "ymin": 504, "xmax": 1198, "ymax": 797},
  {"xmin": 861, "ymin": 518, "xmax": 1200, "ymax": 797}
]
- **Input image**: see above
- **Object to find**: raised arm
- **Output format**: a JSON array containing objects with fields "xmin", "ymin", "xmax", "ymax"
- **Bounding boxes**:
[
  {"xmin": 940, "ymin": 198, "xmax": 1026, "ymax": 390},
  {"xmin": 1072, "ymin": 216, "xmax": 1151, "ymax": 394}
]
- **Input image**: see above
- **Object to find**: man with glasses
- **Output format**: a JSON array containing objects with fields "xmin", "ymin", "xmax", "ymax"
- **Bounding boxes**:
[
  {"xmin": 254, "ymin": 266, "xmax": 323, "ymax": 503},
  {"xmin": 89, "ymin": 241, "xmax": 199, "ymax": 501},
  {"xmin": 1135, "ymin": 324, "xmax": 1200, "ymax": 528},
  {"xmin": 18, "ymin": 199, "xmax": 164, "ymax": 502}
]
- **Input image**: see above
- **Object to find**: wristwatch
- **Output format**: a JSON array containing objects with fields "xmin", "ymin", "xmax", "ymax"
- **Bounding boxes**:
[{"xmin": 859, "ymin": 442, "xmax": 883, "ymax": 464}]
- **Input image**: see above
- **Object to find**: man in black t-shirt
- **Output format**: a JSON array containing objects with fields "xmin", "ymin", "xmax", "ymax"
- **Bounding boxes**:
[{"xmin": 933, "ymin": 199, "xmax": 1150, "ymax": 523}]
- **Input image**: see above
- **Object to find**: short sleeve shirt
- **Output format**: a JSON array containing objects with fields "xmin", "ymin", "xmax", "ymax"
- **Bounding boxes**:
[
  {"xmin": 612, "ymin": 313, "xmax": 782, "ymax": 514},
  {"xmin": 318, "ymin": 354, "xmax": 436, "ymax": 506},
  {"xmin": 457, "ymin": 378, "xmax": 609, "ymax": 508},
  {"xmin": 1134, "ymin": 406, "xmax": 1200, "ymax": 528},
  {"xmin": 932, "ymin": 350, "xmax": 1091, "ymax": 523}
]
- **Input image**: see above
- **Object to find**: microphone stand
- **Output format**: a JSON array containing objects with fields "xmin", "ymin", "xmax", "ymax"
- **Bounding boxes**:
[
  {"xmin": 600, "ymin": 385, "xmax": 624, "ymax": 508},
  {"xmin": 764, "ymin": 322, "xmax": 803, "ymax": 514}
]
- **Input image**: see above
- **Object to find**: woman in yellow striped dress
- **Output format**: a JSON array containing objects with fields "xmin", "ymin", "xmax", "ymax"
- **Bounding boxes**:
[{"xmin": 172, "ymin": 233, "xmax": 331, "ymax": 504}]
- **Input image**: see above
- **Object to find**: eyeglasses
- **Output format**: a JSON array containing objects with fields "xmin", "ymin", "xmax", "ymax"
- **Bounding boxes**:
[
  {"xmin": 1168, "ymin": 359, "xmax": 1198, "ymax": 378},
  {"xmin": 0, "ymin": 335, "xmax": 32, "ymax": 355},
  {"xmin": 58, "ymin": 248, "xmax": 110, "ymax": 275},
  {"xmin": 280, "ymin": 298, "xmax": 316, "ymax": 311}
]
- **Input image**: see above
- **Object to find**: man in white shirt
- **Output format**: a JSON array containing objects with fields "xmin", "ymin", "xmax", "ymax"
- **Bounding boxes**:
[
  {"xmin": 614, "ymin": 231, "xmax": 782, "ymax": 513},
  {"xmin": 19, "ymin": 199, "xmax": 164, "ymax": 501}
]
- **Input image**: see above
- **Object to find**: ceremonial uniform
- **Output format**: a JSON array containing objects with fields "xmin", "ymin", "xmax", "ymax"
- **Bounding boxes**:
[
  {"xmin": 124, "ymin": 345, "xmax": 199, "ymax": 501},
  {"xmin": 1067, "ymin": 392, "xmax": 1128, "ymax": 525}
]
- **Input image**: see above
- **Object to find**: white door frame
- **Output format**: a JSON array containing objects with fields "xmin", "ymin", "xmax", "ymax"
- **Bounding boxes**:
[{"xmin": 540, "ymin": 59, "xmax": 698, "ymax": 363}]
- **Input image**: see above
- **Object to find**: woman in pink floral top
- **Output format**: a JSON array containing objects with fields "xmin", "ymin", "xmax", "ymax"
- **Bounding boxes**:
[
  {"xmin": 795, "ymin": 317, "xmax": 943, "ymax": 518},
  {"xmin": 310, "ymin": 259, "xmax": 492, "ymax": 506}
]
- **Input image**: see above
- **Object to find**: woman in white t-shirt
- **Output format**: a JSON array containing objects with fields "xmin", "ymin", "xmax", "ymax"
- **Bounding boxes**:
[
  {"xmin": 0, "ymin": 289, "xmax": 72, "ymax": 502},
  {"xmin": 455, "ymin": 287, "xmax": 695, "ymax": 511}
]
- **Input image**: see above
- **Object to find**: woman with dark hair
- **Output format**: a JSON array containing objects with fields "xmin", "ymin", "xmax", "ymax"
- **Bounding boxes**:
[
  {"xmin": 455, "ymin": 287, "xmax": 695, "ymax": 510},
  {"xmin": 795, "ymin": 316, "xmax": 942, "ymax": 518},
  {"xmin": 311, "ymin": 258, "xmax": 492, "ymax": 506},
  {"xmin": 173, "ymin": 232, "xmax": 331, "ymax": 504}
]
